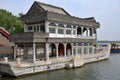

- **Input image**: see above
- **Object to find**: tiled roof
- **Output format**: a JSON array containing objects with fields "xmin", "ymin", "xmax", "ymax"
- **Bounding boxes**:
[
  {"xmin": 0, "ymin": 27, "xmax": 9, "ymax": 38},
  {"xmin": 22, "ymin": 1, "xmax": 100, "ymax": 28},
  {"xmin": 36, "ymin": 1, "xmax": 70, "ymax": 16},
  {"xmin": 83, "ymin": 17, "xmax": 96, "ymax": 22},
  {"xmin": 47, "ymin": 12, "xmax": 100, "ymax": 28}
]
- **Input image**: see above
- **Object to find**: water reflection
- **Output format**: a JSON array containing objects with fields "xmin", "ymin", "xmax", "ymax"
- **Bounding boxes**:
[{"xmin": 1, "ymin": 54, "xmax": 120, "ymax": 80}]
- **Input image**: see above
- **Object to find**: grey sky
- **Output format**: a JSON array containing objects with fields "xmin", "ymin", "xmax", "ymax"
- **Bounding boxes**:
[{"xmin": 0, "ymin": 0, "xmax": 120, "ymax": 40}]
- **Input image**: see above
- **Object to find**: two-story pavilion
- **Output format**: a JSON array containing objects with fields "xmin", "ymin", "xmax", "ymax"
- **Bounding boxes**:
[{"xmin": 10, "ymin": 1, "xmax": 100, "ymax": 63}]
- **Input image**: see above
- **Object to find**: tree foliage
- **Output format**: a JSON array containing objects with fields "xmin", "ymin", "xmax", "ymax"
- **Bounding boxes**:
[{"xmin": 0, "ymin": 9, "xmax": 23, "ymax": 33}]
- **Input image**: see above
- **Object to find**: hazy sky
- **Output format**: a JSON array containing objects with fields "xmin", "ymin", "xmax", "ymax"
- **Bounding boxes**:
[{"xmin": 0, "ymin": 0, "xmax": 120, "ymax": 40}]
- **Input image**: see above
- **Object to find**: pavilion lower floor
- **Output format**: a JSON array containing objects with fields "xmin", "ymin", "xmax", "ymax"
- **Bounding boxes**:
[{"xmin": 13, "ymin": 42, "xmax": 95, "ymax": 62}]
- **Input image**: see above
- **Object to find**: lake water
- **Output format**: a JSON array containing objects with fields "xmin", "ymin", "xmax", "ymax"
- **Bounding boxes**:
[{"xmin": 0, "ymin": 53, "xmax": 120, "ymax": 80}]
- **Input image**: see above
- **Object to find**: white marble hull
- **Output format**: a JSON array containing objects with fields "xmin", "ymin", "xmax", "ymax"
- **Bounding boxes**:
[{"xmin": 0, "ymin": 44, "xmax": 111, "ymax": 77}]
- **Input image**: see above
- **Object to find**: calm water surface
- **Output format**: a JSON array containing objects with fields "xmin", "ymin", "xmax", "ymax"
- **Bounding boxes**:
[{"xmin": 0, "ymin": 53, "xmax": 120, "ymax": 80}]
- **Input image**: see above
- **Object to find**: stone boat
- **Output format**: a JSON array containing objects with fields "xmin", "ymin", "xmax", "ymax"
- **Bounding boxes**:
[
  {"xmin": 0, "ymin": 1, "xmax": 111, "ymax": 77},
  {"xmin": 0, "ymin": 44, "xmax": 111, "ymax": 77}
]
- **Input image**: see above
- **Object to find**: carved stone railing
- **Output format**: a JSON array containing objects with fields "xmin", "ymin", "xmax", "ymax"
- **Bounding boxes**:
[{"xmin": 9, "ymin": 32, "xmax": 49, "ymax": 42}]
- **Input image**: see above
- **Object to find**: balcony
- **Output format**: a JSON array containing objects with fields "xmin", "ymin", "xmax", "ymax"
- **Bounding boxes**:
[{"xmin": 49, "ymin": 33, "xmax": 96, "ymax": 39}]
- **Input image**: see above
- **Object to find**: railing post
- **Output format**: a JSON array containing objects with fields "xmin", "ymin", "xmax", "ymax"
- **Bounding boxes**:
[
  {"xmin": 76, "ymin": 43, "xmax": 78, "ymax": 55},
  {"xmin": 64, "ymin": 43, "xmax": 67, "ymax": 57},
  {"xmin": 14, "ymin": 44, "xmax": 17, "ymax": 61},
  {"xmin": 82, "ymin": 43, "xmax": 84, "ymax": 56},
  {"xmin": 87, "ymin": 43, "xmax": 90, "ymax": 55},
  {"xmin": 33, "ymin": 42, "xmax": 36, "ymax": 63},
  {"xmin": 55, "ymin": 43, "xmax": 59, "ymax": 58},
  {"xmin": 71, "ymin": 43, "xmax": 74, "ymax": 57},
  {"xmin": 45, "ymin": 42, "xmax": 49, "ymax": 61}
]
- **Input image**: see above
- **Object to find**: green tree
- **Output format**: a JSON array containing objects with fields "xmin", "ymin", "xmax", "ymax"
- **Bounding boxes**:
[{"xmin": 0, "ymin": 9, "xmax": 23, "ymax": 33}]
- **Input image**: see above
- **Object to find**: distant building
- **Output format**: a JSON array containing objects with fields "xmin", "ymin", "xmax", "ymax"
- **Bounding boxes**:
[
  {"xmin": 0, "ymin": 27, "xmax": 11, "ymax": 58},
  {"xmin": 10, "ymin": 1, "xmax": 100, "ymax": 62}
]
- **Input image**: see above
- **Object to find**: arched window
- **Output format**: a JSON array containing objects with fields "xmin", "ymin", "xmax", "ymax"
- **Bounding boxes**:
[
  {"xmin": 49, "ymin": 43, "xmax": 56, "ymax": 57},
  {"xmin": 58, "ymin": 43, "xmax": 64, "ymax": 56},
  {"xmin": 66, "ymin": 25, "xmax": 72, "ymax": 35},
  {"xmin": 83, "ymin": 27, "xmax": 87, "ymax": 36},
  {"xmin": 66, "ymin": 25, "xmax": 71, "ymax": 28},
  {"xmin": 94, "ymin": 28, "xmax": 96, "ymax": 34},
  {"xmin": 49, "ymin": 22, "xmax": 56, "ymax": 26},
  {"xmin": 89, "ymin": 28, "xmax": 92, "ymax": 36},
  {"xmin": 58, "ymin": 23, "xmax": 64, "ymax": 27},
  {"xmin": 77, "ymin": 27, "xmax": 82, "ymax": 36},
  {"xmin": 78, "ymin": 43, "xmax": 82, "ymax": 46},
  {"xmin": 83, "ymin": 27, "xmax": 87, "ymax": 32},
  {"xmin": 49, "ymin": 22, "xmax": 56, "ymax": 33},
  {"xmin": 28, "ymin": 26, "xmax": 33, "ymax": 32},
  {"xmin": 66, "ymin": 43, "xmax": 72, "ymax": 56},
  {"xmin": 58, "ymin": 23, "xmax": 64, "ymax": 34}
]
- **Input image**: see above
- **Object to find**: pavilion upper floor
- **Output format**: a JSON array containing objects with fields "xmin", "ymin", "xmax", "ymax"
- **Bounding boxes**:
[
  {"xmin": 20, "ymin": 1, "xmax": 100, "ymax": 40},
  {"xmin": 23, "ymin": 21, "xmax": 98, "ymax": 39}
]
